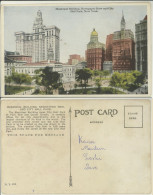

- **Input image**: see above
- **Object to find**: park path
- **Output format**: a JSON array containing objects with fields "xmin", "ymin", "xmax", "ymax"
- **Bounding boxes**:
[
  {"xmin": 15, "ymin": 88, "xmax": 35, "ymax": 95},
  {"xmin": 130, "ymin": 84, "xmax": 148, "ymax": 94},
  {"xmin": 7, "ymin": 83, "xmax": 36, "ymax": 88},
  {"xmin": 73, "ymin": 85, "xmax": 148, "ymax": 94}
]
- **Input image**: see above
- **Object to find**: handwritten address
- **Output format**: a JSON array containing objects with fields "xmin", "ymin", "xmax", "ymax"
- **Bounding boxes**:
[{"xmin": 78, "ymin": 135, "xmax": 106, "ymax": 170}]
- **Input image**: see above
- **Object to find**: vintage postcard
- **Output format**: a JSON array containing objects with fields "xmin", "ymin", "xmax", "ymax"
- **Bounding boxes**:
[
  {"xmin": 1, "ymin": 99, "xmax": 151, "ymax": 194},
  {"xmin": 0, "ymin": 1, "xmax": 152, "ymax": 97}
]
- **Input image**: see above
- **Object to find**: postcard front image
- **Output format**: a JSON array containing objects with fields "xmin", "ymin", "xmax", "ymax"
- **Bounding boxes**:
[{"xmin": 1, "ymin": 2, "xmax": 151, "ymax": 97}]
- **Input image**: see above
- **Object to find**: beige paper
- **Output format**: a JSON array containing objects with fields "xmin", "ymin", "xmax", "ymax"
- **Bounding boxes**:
[{"xmin": 1, "ymin": 99, "xmax": 151, "ymax": 194}]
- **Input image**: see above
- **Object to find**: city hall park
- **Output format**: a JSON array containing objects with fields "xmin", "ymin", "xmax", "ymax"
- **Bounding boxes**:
[
  {"xmin": 32, "ymin": 68, "xmax": 126, "ymax": 95},
  {"xmin": 5, "ymin": 68, "xmax": 146, "ymax": 95},
  {"xmin": 62, "ymin": 69, "xmax": 146, "ymax": 95}
]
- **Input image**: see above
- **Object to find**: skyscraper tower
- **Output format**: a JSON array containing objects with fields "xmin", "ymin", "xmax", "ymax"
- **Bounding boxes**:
[
  {"xmin": 135, "ymin": 15, "xmax": 147, "ymax": 76},
  {"xmin": 121, "ymin": 11, "xmax": 126, "ymax": 31},
  {"xmin": 112, "ymin": 12, "xmax": 135, "ymax": 71},
  {"xmin": 33, "ymin": 10, "xmax": 44, "ymax": 29},
  {"xmin": 15, "ymin": 10, "xmax": 60, "ymax": 63},
  {"xmin": 32, "ymin": 10, "xmax": 46, "ymax": 62}
]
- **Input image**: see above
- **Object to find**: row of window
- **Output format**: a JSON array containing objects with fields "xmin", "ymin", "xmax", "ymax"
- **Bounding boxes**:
[
  {"xmin": 136, "ymin": 24, "xmax": 147, "ymax": 32},
  {"xmin": 12, "ymin": 68, "xmax": 75, "ymax": 77},
  {"xmin": 16, "ymin": 34, "xmax": 59, "ymax": 41}
]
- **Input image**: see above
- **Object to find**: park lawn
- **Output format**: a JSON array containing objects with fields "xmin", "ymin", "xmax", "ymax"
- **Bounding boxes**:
[
  {"xmin": 32, "ymin": 87, "xmax": 66, "ymax": 95},
  {"xmin": 30, "ymin": 87, "xmax": 125, "ymax": 95},
  {"xmin": 5, "ymin": 85, "xmax": 33, "ymax": 95},
  {"xmin": 101, "ymin": 77, "xmax": 111, "ymax": 81},
  {"xmin": 32, "ymin": 89, "xmax": 51, "ymax": 95},
  {"xmin": 69, "ymin": 87, "xmax": 125, "ymax": 94}
]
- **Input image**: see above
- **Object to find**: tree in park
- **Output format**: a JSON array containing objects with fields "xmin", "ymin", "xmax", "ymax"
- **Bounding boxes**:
[
  {"xmin": 75, "ymin": 69, "xmax": 84, "ymax": 88},
  {"xmin": 12, "ymin": 72, "xmax": 32, "ymax": 86},
  {"xmin": 5, "ymin": 76, "xmax": 12, "ymax": 86},
  {"xmin": 102, "ymin": 70, "xmax": 110, "ymax": 78},
  {"xmin": 109, "ymin": 72, "xmax": 123, "ymax": 89},
  {"xmin": 92, "ymin": 70, "xmax": 99, "ymax": 78},
  {"xmin": 75, "ymin": 68, "xmax": 92, "ymax": 90},
  {"xmin": 110, "ymin": 71, "xmax": 144, "ymax": 92},
  {"xmin": 95, "ymin": 78, "xmax": 101, "ymax": 94},
  {"xmin": 131, "ymin": 70, "xmax": 145, "ymax": 86},
  {"xmin": 121, "ymin": 72, "xmax": 135, "ymax": 90},
  {"xmin": 98, "ymin": 71, "xmax": 104, "ymax": 80},
  {"xmin": 40, "ymin": 66, "xmax": 62, "ymax": 94},
  {"xmin": 34, "ymin": 69, "xmax": 43, "ymax": 85},
  {"xmin": 92, "ymin": 70, "xmax": 103, "ymax": 80}
]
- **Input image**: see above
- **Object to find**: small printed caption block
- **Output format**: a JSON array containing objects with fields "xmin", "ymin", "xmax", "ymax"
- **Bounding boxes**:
[{"xmin": 124, "ymin": 106, "xmax": 143, "ymax": 128}]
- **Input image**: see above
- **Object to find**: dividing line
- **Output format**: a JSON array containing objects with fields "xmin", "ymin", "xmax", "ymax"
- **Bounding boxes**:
[{"xmin": 69, "ymin": 107, "xmax": 72, "ymax": 187}]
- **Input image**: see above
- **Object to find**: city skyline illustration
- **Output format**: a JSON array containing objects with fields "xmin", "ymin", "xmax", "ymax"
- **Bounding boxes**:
[{"xmin": 4, "ymin": 5, "xmax": 147, "ymax": 63}]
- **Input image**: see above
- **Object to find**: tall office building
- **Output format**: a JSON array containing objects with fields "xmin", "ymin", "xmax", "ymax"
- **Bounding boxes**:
[
  {"xmin": 112, "ymin": 12, "xmax": 135, "ymax": 71},
  {"xmin": 135, "ymin": 15, "xmax": 147, "ymax": 75},
  {"xmin": 15, "ymin": 10, "xmax": 60, "ymax": 63},
  {"xmin": 105, "ymin": 34, "xmax": 113, "ymax": 61},
  {"xmin": 86, "ymin": 29, "xmax": 105, "ymax": 70}
]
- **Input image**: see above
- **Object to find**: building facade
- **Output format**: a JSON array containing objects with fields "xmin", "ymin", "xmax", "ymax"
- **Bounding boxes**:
[
  {"xmin": 135, "ymin": 15, "xmax": 147, "ymax": 75},
  {"xmin": 5, "ymin": 58, "xmax": 78, "ymax": 84},
  {"xmin": 112, "ymin": 13, "xmax": 135, "ymax": 71},
  {"xmin": 62, "ymin": 65, "xmax": 76, "ymax": 83},
  {"xmin": 8, "ymin": 61, "xmax": 63, "ymax": 77},
  {"xmin": 86, "ymin": 29, "xmax": 105, "ymax": 70},
  {"xmin": 6, "ymin": 55, "xmax": 32, "ymax": 64},
  {"xmin": 105, "ymin": 34, "xmax": 113, "ymax": 61},
  {"xmin": 75, "ymin": 61, "xmax": 87, "ymax": 70},
  {"xmin": 15, "ymin": 10, "xmax": 60, "ymax": 63},
  {"xmin": 103, "ymin": 61, "xmax": 113, "ymax": 74},
  {"xmin": 5, "ymin": 56, "xmax": 26, "ymax": 76},
  {"xmin": 68, "ymin": 54, "xmax": 82, "ymax": 65}
]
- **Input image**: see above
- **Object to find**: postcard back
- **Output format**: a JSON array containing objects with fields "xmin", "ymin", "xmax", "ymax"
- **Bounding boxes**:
[{"xmin": 1, "ymin": 99, "xmax": 151, "ymax": 194}]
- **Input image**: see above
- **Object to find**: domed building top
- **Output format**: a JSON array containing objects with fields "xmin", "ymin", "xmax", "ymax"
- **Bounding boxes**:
[
  {"xmin": 91, "ymin": 28, "xmax": 98, "ymax": 36},
  {"xmin": 87, "ymin": 28, "xmax": 105, "ymax": 49}
]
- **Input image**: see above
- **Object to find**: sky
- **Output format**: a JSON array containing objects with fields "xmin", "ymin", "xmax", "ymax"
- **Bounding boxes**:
[{"xmin": 4, "ymin": 5, "xmax": 147, "ymax": 63}]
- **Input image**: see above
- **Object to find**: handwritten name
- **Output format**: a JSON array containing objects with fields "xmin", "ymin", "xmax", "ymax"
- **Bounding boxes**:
[{"xmin": 78, "ymin": 135, "xmax": 95, "ymax": 144}]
